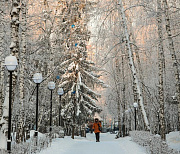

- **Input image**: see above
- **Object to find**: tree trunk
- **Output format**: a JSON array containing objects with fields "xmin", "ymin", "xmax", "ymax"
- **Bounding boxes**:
[
  {"xmin": 16, "ymin": 0, "xmax": 27, "ymax": 143},
  {"xmin": 0, "ymin": 0, "xmax": 20, "ymax": 149},
  {"xmin": 10, "ymin": 0, "xmax": 20, "ymax": 57},
  {"xmin": 0, "ymin": 86, "xmax": 9, "ymax": 149},
  {"xmin": 118, "ymin": 0, "xmax": 150, "ymax": 130},
  {"xmin": 72, "ymin": 95, "xmax": 76, "ymax": 139},
  {"xmin": 162, "ymin": 0, "xmax": 180, "ymax": 130},
  {"xmin": 157, "ymin": 0, "xmax": 166, "ymax": 141},
  {"xmin": 114, "ymin": 59, "xmax": 122, "ymax": 137},
  {"xmin": 122, "ymin": 56, "xmax": 126, "ymax": 137},
  {"xmin": 0, "ymin": 0, "xmax": 5, "ymax": 121}
]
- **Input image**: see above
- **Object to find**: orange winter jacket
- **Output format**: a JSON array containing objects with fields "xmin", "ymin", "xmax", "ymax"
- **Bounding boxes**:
[{"xmin": 92, "ymin": 122, "xmax": 102, "ymax": 133}]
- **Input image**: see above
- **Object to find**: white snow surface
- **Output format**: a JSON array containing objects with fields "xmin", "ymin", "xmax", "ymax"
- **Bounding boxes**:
[
  {"xmin": 166, "ymin": 131, "xmax": 180, "ymax": 151},
  {"xmin": 39, "ymin": 133, "xmax": 147, "ymax": 154},
  {"xmin": 0, "ymin": 131, "xmax": 6, "ymax": 149}
]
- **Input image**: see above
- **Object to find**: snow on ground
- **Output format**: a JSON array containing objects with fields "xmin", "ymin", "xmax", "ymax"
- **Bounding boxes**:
[
  {"xmin": 166, "ymin": 131, "xmax": 180, "ymax": 151},
  {"xmin": 0, "ymin": 131, "xmax": 6, "ymax": 149},
  {"xmin": 39, "ymin": 133, "xmax": 147, "ymax": 154}
]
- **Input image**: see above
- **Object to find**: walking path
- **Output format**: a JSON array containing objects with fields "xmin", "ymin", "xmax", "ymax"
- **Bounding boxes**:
[{"xmin": 39, "ymin": 133, "xmax": 147, "ymax": 154}]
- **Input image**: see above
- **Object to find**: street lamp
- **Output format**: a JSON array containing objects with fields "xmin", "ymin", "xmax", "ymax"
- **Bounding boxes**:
[
  {"xmin": 33, "ymin": 73, "xmax": 43, "ymax": 137},
  {"xmin": 57, "ymin": 88, "xmax": 64, "ymax": 126},
  {"xmin": 133, "ymin": 102, "xmax": 138, "ymax": 130},
  {"xmin": 114, "ymin": 117, "xmax": 115, "ymax": 132},
  {"xmin": 48, "ymin": 81, "xmax": 55, "ymax": 132},
  {"xmin": 4, "ymin": 55, "xmax": 18, "ymax": 152}
]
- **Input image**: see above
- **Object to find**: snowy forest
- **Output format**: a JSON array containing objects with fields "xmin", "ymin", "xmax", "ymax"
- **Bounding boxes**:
[{"xmin": 0, "ymin": 0, "xmax": 180, "ymax": 153}]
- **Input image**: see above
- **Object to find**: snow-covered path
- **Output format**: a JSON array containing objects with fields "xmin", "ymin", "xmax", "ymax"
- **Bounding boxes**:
[{"xmin": 39, "ymin": 133, "xmax": 147, "ymax": 154}]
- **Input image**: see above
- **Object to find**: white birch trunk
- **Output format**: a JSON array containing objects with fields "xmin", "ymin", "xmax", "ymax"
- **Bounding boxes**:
[
  {"xmin": 16, "ymin": 0, "xmax": 27, "ymax": 143},
  {"xmin": 157, "ymin": 0, "xmax": 166, "ymax": 140},
  {"xmin": 118, "ymin": 0, "xmax": 150, "ymax": 130},
  {"xmin": 162, "ymin": 0, "xmax": 180, "ymax": 130},
  {"xmin": 10, "ymin": 0, "xmax": 20, "ymax": 56},
  {"xmin": 129, "ymin": 28, "xmax": 147, "ymax": 113},
  {"xmin": 0, "ymin": 0, "xmax": 5, "ymax": 121},
  {"xmin": 0, "ymin": 86, "xmax": 9, "ymax": 149},
  {"xmin": 0, "ymin": 0, "xmax": 20, "ymax": 149}
]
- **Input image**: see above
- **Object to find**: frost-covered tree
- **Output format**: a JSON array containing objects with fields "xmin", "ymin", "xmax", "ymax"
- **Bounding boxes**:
[
  {"xmin": 0, "ymin": 0, "xmax": 21, "ymax": 149},
  {"xmin": 162, "ymin": 0, "xmax": 180, "ymax": 130},
  {"xmin": 92, "ymin": 0, "xmax": 180, "ymax": 135},
  {"xmin": 59, "ymin": 52, "xmax": 104, "ymax": 138},
  {"xmin": 0, "ymin": 0, "xmax": 6, "ymax": 120},
  {"xmin": 117, "ymin": 0, "xmax": 150, "ymax": 130},
  {"xmin": 157, "ymin": 0, "xmax": 166, "ymax": 140},
  {"xmin": 57, "ymin": 0, "xmax": 104, "ymax": 138}
]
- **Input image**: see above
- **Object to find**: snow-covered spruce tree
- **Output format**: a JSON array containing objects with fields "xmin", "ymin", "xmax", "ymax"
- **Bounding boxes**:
[
  {"xmin": 59, "ymin": 53, "xmax": 103, "ymax": 138},
  {"xmin": 57, "ymin": 0, "xmax": 104, "ymax": 138}
]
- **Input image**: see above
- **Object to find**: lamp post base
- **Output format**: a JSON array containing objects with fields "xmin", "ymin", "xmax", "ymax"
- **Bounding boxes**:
[
  {"xmin": 7, "ymin": 140, "xmax": 11, "ymax": 151},
  {"xmin": 34, "ymin": 131, "xmax": 38, "ymax": 137}
]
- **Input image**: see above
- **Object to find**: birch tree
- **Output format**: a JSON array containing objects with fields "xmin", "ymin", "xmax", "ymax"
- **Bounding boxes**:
[
  {"xmin": 157, "ymin": 0, "xmax": 166, "ymax": 140},
  {"xmin": 117, "ymin": 0, "xmax": 150, "ymax": 130},
  {"xmin": 0, "ymin": 0, "xmax": 5, "ymax": 121},
  {"xmin": 162, "ymin": 0, "xmax": 180, "ymax": 130},
  {"xmin": 0, "ymin": 7, "xmax": 7, "ymax": 145},
  {"xmin": 0, "ymin": 0, "xmax": 20, "ymax": 149},
  {"xmin": 16, "ymin": 0, "xmax": 27, "ymax": 143}
]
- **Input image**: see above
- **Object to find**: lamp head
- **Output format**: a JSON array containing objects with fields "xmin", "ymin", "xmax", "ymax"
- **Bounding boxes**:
[
  {"xmin": 133, "ymin": 102, "xmax": 138, "ymax": 108},
  {"xmin": 57, "ymin": 88, "xmax": 64, "ymax": 95},
  {"xmin": 33, "ymin": 73, "xmax": 43, "ymax": 83},
  {"xmin": 48, "ymin": 81, "xmax": 55, "ymax": 90},
  {"xmin": 4, "ymin": 55, "xmax": 18, "ymax": 71}
]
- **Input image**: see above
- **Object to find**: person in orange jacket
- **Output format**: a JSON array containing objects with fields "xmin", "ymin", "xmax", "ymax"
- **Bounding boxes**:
[{"xmin": 92, "ymin": 118, "xmax": 102, "ymax": 142}]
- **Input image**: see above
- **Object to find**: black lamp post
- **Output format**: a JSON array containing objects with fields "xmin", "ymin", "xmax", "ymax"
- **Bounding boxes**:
[
  {"xmin": 114, "ymin": 118, "xmax": 115, "ymax": 132},
  {"xmin": 133, "ymin": 102, "xmax": 138, "ymax": 130},
  {"xmin": 4, "ymin": 55, "xmax": 18, "ymax": 152},
  {"xmin": 48, "ymin": 81, "xmax": 55, "ymax": 132},
  {"xmin": 33, "ymin": 73, "xmax": 43, "ymax": 137},
  {"xmin": 57, "ymin": 88, "xmax": 64, "ymax": 126}
]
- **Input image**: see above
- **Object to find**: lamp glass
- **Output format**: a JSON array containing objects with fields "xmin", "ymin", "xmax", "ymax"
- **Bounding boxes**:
[
  {"xmin": 133, "ymin": 102, "xmax": 138, "ymax": 108},
  {"xmin": 5, "ymin": 55, "xmax": 18, "ymax": 71},
  {"xmin": 57, "ymin": 88, "xmax": 64, "ymax": 95},
  {"xmin": 125, "ymin": 110, "xmax": 129, "ymax": 113},
  {"xmin": 48, "ymin": 81, "xmax": 55, "ymax": 90},
  {"xmin": 33, "ymin": 73, "xmax": 43, "ymax": 83}
]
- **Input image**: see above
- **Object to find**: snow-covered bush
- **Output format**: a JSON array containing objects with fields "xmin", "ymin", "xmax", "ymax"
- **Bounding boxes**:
[
  {"xmin": 130, "ymin": 131, "xmax": 180, "ymax": 154},
  {"xmin": 0, "ymin": 134, "xmax": 50, "ymax": 154},
  {"xmin": 46, "ymin": 126, "xmax": 64, "ymax": 138}
]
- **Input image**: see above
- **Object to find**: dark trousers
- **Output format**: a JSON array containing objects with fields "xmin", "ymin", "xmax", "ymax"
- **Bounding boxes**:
[{"xmin": 95, "ymin": 132, "xmax": 100, "ymax": 141}]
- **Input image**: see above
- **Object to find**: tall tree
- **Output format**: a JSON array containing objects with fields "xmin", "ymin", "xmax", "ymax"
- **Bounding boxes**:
[
  {"xmin": 157, "ymin": 0, "xmax": 166, "ymax": 140},
  {"xmin": 16, "ymin": 0, "xmax": 27, "ymax": 143},
  {"xmin": 117, "ymin": 0, "xmax": 150, "ymax": 130},
  {"xmin": 162, "ymin": 0, "xmax": 180, "ymax": 130},
  {"xmin": 57, "ymin": 0, "xmax": 104, "ymax": 139},
  {"xmin": 0, "ymin": 0, "xmax": 5, "ymax": 121},
  {"xmin": 0, "ymin": 0, "xmax": 21, "ymax": 149}
]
